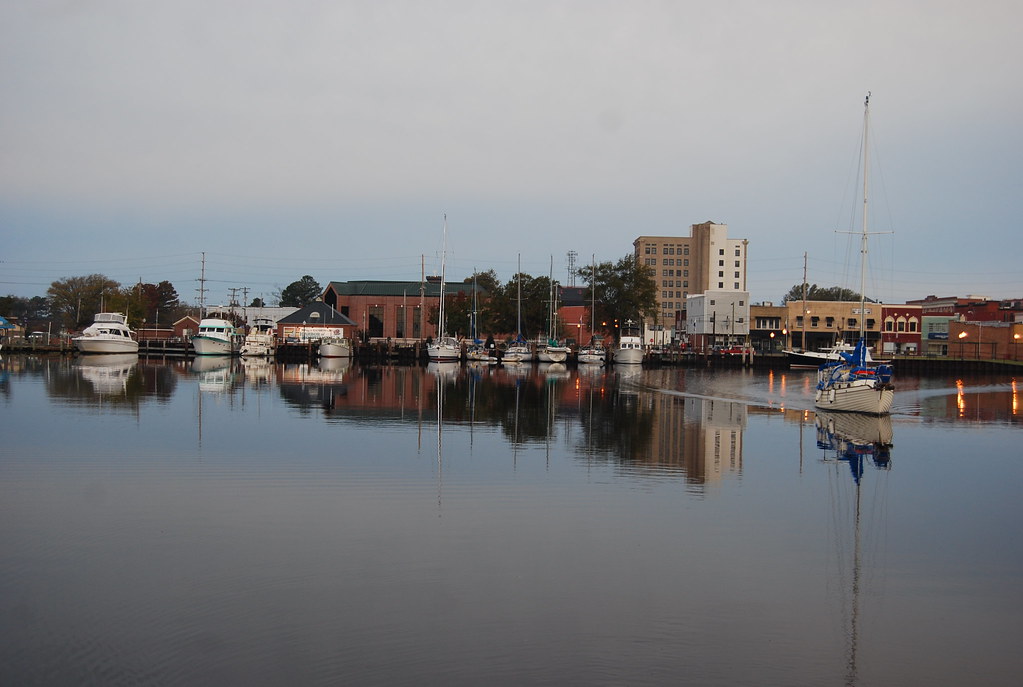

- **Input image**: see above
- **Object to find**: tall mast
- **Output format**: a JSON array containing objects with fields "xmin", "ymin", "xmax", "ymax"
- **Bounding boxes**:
[
  {"xmin": 516, "ymin": 253, "xmax": 522, "ymax": 338},
  {"xmin": 801, "ymin": 251, "xmax": 807, "ymax": 350},
  {"xmin": 859, "ymin": 93, "xmax": 870, "ymax": 340},
  {"xmin": 438, "ymin": 214, "xmax": 447, "ymax": 339}
]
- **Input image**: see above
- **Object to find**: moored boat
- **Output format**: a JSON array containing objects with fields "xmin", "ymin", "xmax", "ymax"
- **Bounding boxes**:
[
  {"xmin": 74, "ymin": 312, "xmax": 139, "ymax": 354},
  {"xmin": 813, "ymin": 94, "xmax": 895, "ymax": 415},
  {"xmin": 786, "ymin": 341, "xmax": 879, "ymax": 369},
  {"xmin": 240, "ymin": 317, "xmax": 277, "ymax": 357},
  {"xmin": 191, "ymin": 317, "xmax": 242, "ymax": 356},
  {"xmin": 613, "ymin": 320, "xmax": 644, "ymax": 365},
  {"xmin": 318, "ymin": 337, "xmax": 353, "ymax": 358},
  {"xmin": 427, "ymin": 215, "xmax": 462, "ymax": 363}
]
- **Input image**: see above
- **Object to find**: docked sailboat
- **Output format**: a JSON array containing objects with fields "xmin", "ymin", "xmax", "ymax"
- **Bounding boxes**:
[
  {"xmin": 537, "ymin": 259, "xmax": 570, "ymax": 363},
  {"xmin": 427, "ymin": 215, "xmax": 461, "ymax": 362},
  {"xmin": 814, "ymin": 94, "xmax": 894, "ymax": 415},
  {"xmin": 73, "ymin": 312, "xmax": 139, "ymax": 354},
  {"xmin": 502, "ymin": 256, "xmax": 534, "ymax": 364},
  {"xmin": 466, "ymin": 274, "xmax": 496, "ymax": 364},
  {"xmin": 578, "ymin": 256, "xmax": 606, "ymax": 365}
]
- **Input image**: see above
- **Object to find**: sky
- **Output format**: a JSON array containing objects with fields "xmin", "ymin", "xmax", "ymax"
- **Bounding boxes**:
[{"xmin": 2, "ymin": 0, "xmax": 1021, "ymax": 308}]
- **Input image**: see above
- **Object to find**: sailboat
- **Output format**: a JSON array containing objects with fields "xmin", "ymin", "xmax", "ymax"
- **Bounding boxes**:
[
  {"xmin": 427, "ymin": 215, "xmax": 461, "ymax": 362},
  {"xmin": 503, "ymin": 254, "xmax": 535, "ymax": 364},
  {"xmin": 537, "ymin": 257, "xmax": 571, "ymax": 363},
  {"xmin": 466, "ymin": 273, "xmax": 496, "ymax": 364},
  {"xmin": 578, "ymin": 255, "xmax": 606, "ymax": 365},
  {"xmin": 814, "ymin": 94, "xmax": 894, "ymax": 415}
]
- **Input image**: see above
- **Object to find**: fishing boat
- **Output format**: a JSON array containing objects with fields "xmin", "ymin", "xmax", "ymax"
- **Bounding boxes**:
[
  {"xmin": 318, "ymin": 337, "xmax": 353, "ymax": 358},
  {"xmin": 814, "ymin": 94, "xmax": 894, "ymax": 415},
  {"xmin": 240, "ymin": 317, "xmax": 277, "ymax": 357},
  {"xmin": 427, "ymin": 215, "xmax": 462, "ymax": 362},
  {"xmin": 613, "ymin": 319, "xmax": 644, "ymax": 365},
  {"xmin": 191, "ymin": 316, "xmax": 242, "ymax": 356},
  {"xmin": 578, "ymin": 256, "xmax": 606, "ymax": 365},
  {"xmin": 74, "ymin": 312, "xmax": 140, "ymax": 354}
]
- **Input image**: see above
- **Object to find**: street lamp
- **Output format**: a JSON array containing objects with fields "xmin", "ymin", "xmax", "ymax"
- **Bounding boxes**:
[{"xmin": 958, "ymin": 330, "xmax": 968, "ymax": 360}]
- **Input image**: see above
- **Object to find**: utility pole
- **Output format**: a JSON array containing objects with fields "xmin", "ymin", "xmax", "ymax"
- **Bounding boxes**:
[{"xmin": 196, "ymin": 252, "xmax": 208, "ymax": 317}]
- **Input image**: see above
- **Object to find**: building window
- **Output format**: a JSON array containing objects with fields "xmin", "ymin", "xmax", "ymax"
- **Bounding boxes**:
[
  {"xmin": 866, "ymin": 319, "xmax": 876, "ymax": 329},
  {"xmin": 811, "ymin": 316, "xmax": 820, "ymax": 327},
  {"xmin": 885, "ymin": 317, "xmax": 895, "ymax": 332},
  {"xmin": 718, "ymin": 260, "xmax": 724, "ymax": 266},
  {"xmin": 718, "ymin": 282, "xmax": 724, "ymax": 288},
  {"xmin": 684, "ymin": 259, "xmax": 689, "ymax": 266},
  {"xmin": 710, "ymin": 299, "xmax": 716, "ymax": 305},
  {"xmin": 735, "ymin": 261, "xmax": 740, "ymax": 267},
  {"xmin": 909, "ymin": 317, "xmax": 919, "ymax": 332},
  {"xmin": 683, "ymin": 270, "xmax": 688, "ymax": 277},
  {"xmin": 412, "ymin": 306, "xmax": 422, "ymax": 338},
  {"xmin": 897, "ymin": 317, "xmax": 906, "ymax": 332},
  {"xmin": 796, "ymin": 316, "xmax": 804, "ymax": 327},
  {"xmin": 735, "ymin": 248, "xmax": 741, "ymax": 256},
  {"xmin": 734, "ymin": 283, "xmax": 740, "ymax": 289},
  {"xmin": 734, "ymin": 272, "xmax": 740, "ymax": 278},
  {"xmin": 663, "ymin": 247, "xmax": 669, "ymax": 254},
  {"xmin": 739, "ymin": 301, "xmax": 744, "ymax": 306},
  {"xmin": 718, "ymin": 271, "xmax": 724, "ymax": 277},
  {"xmin": 396, "ymin": 306, "xmax": 406, "ymax": 339},
  {"xmin": 683, "ymin": 281, "xmax": 688, "ymax": 288},
  {"xmin": 719, "ymin": 249, "xmax": 725, "ymax": 255},
  {"xmin": 826, "ymin": 317, "xmax": 835, "ymax": 328},
  {"xmin": 684, "ymin": 247, "xmax": 690, "ymax": 255}
]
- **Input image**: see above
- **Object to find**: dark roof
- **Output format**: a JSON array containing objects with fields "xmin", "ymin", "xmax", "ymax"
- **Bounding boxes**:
[
  {"xmin": 325, "ymin": 280, "xmax": 485, "ymax": 298},
  {"xmin": 277, "ymin": 302, "xmax": 358, "ymax": 326}
]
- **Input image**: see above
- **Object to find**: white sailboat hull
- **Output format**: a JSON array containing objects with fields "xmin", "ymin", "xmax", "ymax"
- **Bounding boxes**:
[
  {"xmin": 427, "ymin": 337, "xmax": 460, "ymax": 362},
  {"xmin": 815, "ymin": 379, "xmax": 894, "ymax": 415},
  {"xmin": 537, "ymin": 347, "xmax": 569, "ymax": 363}
]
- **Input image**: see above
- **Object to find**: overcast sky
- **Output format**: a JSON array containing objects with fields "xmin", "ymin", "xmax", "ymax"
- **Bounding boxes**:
[{"xmin": 2, "ymin": 0, "xmax": 1020, "ymax": 306}]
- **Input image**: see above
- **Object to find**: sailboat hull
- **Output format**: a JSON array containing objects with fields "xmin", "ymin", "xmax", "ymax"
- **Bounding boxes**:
[{"xmin": 815, "ymin": 380, "xmax": 894, "ymax": 415}]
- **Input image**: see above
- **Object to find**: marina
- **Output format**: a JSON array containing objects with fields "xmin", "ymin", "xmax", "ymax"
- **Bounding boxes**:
[{"xmin": 1, "ymin": 353, "xmax": 1020, "ymax": 685}]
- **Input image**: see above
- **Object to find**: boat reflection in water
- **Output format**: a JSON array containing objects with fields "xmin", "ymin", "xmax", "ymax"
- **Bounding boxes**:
[
  {"xmin": 190, "ymin": 355, "xmax": 239, "ymax": 394},
  {"xmin": 815, "ymin": 410, "xmax": 893, "ymax": 478},
  {"xmin": 815, "ymin": 409, "xmax": 894, "ymax": 686},
  {"xmin": 76, "ymin": 353, "xmax": 140, "ymax": 397}
]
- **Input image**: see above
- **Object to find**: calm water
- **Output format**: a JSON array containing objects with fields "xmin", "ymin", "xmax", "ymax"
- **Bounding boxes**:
[{"xmin": 1, "ymin": 354, "xmax": 1020, "ymax": 686}]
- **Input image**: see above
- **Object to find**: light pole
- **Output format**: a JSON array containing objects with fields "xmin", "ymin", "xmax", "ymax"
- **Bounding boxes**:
[{"xmin": 958, "ymin": 331, "xmax": 968, "ymax": 360}]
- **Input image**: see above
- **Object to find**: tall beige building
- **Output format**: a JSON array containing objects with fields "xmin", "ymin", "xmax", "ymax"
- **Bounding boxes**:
[{"xmin": 634, "ymin": 221, "xmax": 749, "ymax": 327}]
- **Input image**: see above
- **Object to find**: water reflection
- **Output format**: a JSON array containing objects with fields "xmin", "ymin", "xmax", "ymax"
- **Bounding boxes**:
[{"xmin": 815, "ymin": 411, "xmax": 894, "ymax": 687}]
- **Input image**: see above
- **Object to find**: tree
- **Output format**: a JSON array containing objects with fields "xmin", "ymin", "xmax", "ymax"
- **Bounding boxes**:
[
  {"xmin": 576, "ymin": 254, "xmax": 657, "ymax": 335},
  {"xmin": 133, "ymin": 281, "xmax": 183, "ymax": 326},
  {"xmin": 250, "ymin": 297, "xmax": 265, "ymax": 307},
  {"xmin": 781, "ymin": 283, "xmax": 868, "ymax": 304},
  {"xmin": 280, "ymin": 276, "xmax": 321, "ymax": 307},
  {"xmin": 48, "ymin": 274, "xmax": 121, "ymax": 329}
]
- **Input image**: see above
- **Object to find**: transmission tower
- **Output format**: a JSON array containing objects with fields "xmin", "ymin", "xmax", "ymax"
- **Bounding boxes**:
[{"xmin": 566, "ymin": 250, "xmax": 578, "ymax": 286}]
